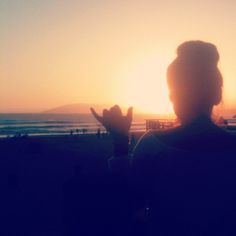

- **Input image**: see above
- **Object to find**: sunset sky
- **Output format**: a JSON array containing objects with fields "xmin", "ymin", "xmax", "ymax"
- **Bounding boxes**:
[{"xmin": 1, "ymin": 0, "xmax": 236, "ymax": 114}]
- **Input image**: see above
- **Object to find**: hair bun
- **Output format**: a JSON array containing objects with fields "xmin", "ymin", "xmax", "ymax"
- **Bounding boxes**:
[{"xmin": 176, "ymin": 41, "xmax": 219, "ymax": 66}]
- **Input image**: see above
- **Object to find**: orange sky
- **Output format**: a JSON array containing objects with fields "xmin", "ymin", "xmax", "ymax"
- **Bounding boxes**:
[{"xmin": 1, "ymin": 0, "xmax": 236, "ymax": 113}]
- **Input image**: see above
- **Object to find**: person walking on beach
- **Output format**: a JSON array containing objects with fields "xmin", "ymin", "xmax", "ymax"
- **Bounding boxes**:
[{"xmin": 91, "ymin": 41, "xmax": 236, "ymax": 235}]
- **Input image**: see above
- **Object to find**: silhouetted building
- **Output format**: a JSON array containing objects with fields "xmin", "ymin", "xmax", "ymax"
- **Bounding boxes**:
[{"xmin": 145, "ymin": 119, "xmax": 176, "ymax": 131}]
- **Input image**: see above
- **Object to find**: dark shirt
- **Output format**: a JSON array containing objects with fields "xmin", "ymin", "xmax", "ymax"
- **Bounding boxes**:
[{"xmin": 131, "ymin": 117, "xmax": 236, "ymax": 235}]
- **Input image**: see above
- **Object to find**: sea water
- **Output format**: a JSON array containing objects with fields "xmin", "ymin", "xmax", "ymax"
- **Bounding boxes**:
[
  {"xmin": 1, "ymin": 113, "xmax": 235, "ymax": 138},
  {"xmin": 0, "ymin": 113, "xmax": 146, "ymax": 137}
]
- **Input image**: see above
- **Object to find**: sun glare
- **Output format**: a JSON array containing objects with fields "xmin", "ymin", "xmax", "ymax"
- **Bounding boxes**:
[{"xmin": 113, "ymin": 53, "xmax": 174, "ymax": 114}]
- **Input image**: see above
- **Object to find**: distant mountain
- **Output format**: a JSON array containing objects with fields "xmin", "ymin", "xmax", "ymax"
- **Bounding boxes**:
[
  {"xmin": 43, "ymin": 103, "xmax": 113, "ymax": 114},
  {"xmin": 43, "ymin": 103, "xmax": 144, "ymax": 114}
]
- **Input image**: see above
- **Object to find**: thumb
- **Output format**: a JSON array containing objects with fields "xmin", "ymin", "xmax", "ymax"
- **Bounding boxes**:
[{"xmin": 90, "ymin": 107, "xmax": 103, "ymax": 123}]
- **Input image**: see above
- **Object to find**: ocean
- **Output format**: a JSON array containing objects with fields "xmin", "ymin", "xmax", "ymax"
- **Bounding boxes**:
[
  {"xmin": 0, "ymin": 113, "xmax": 147, "ymax": 137},
  {"xmin": 1, "ymin": 113, "xmax": 235, "ymax": 138}
]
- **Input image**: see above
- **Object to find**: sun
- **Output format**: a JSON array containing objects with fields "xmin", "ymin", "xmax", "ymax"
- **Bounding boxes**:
[{"xmin": 113, "ymin": 53, "xmax": 174, "ymax": 114}]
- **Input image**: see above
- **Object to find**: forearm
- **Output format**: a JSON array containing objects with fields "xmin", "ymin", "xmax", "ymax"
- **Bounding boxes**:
[
  {"xmin": 108, "ymin": 133, "xmax": 131, "ymax": 173},
  {"xmin": 112, "ymin": 133, "xmax": 129, "ymax": 157}
]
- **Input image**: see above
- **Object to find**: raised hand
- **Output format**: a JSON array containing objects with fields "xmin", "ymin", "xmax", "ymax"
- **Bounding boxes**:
[{"xmin": 90, "ymin": 105, "xmax": 133, "ymax": 136}]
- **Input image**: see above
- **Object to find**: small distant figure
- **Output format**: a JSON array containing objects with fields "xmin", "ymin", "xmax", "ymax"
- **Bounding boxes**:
[
  {"xmin": 14, "ymin": 132, "xmax": 21, "ymax": 138},
  {"xmin": 101, "ymin": 131, "xmax": 106, "ymax": 139},
  {"xmin": 82, "ymin": 128, "xmax": 87, "ymax": 135},
  {"xmin": 96, "ymin": 128, "xmax": 101, "ymax": 139},
  {"xmin": 70, "ymin": 130, "xmax": 74, "ymax": 136},
  {"xmin": 76, "ymin": 129, "xmax": 79, "ymax": 135},
  {"xmin": 22, "ymin": 132, "xmax": 29, "ymax": 138}
]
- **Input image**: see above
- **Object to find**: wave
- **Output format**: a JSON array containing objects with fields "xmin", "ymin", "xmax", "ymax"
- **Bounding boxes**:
[{"xmin": 0, "ymin": 114, "xmax": 146, "ymax": 137}]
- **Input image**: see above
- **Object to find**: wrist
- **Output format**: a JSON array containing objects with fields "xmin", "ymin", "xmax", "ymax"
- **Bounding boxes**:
[{"xmin": 111, "ymin": 133, "xmax": 129, "ymax": 157}]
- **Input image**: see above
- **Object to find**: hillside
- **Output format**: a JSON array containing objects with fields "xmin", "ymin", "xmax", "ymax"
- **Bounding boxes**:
[{"xmin": 44, "ymin": 103, "xmax": 114, "ymax": 114}]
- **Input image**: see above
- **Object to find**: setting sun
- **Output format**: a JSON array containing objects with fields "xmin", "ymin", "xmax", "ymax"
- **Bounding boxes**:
[{"xmin": 113, "ymin": 52, "xmax": 174, "ymax": 114}]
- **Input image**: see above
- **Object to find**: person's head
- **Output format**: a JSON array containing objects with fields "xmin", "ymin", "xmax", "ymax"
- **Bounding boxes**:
[{"xmin": 167, "ymin": 41, "xmax": 223, "ymax": 124}]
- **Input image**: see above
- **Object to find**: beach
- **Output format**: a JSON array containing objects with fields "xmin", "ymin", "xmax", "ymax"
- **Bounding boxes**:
[
  {"xmin": 0, "ymin": 133, "xmax": 143, "ymax": 236},
  {"xmin": 1, "ymin": 125, "xmax": 236, "ymax": 235}
]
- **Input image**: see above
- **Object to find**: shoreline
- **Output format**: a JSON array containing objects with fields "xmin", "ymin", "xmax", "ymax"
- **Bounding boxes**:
[{"xmin": 0, "ymin": 130, "xmax": 146, "ymax": 140}]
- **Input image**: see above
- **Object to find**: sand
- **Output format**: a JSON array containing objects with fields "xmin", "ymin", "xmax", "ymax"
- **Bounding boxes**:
[{"xmin": 0, "ymin": 133, "xmax": 143, "ymax": 236}]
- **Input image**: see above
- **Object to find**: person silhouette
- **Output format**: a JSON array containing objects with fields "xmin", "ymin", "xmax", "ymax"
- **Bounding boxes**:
[{"xmin": 91, "ymin": 41, "xmax": 236, "ymax": 235}]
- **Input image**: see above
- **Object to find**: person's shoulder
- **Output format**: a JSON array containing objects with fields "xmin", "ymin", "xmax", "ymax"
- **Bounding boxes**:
[
  {"xmin": 131, "ymin": 131, "xmax": 163, "ymax": 175},
  {"xmin": 144, "ymin": 126, "xmax": 185, "ymax": 147},
  {"xmin": 149, "ymin": 122, "xmax": 236, "ymax": 151},
  {"xmin": 151, "ymin": 126, "xmax": 184, "ymax": 138},
  {"xmin": 131, "ymin": 129, "xmax": 180, "ymax": 174},
  {"xmin": 136, "ymin": 130, "xmax": 158, "ymax": 146},
  {"xmin": 132, "ymin": 130, "xmax": 170, "ymax": 161}
]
